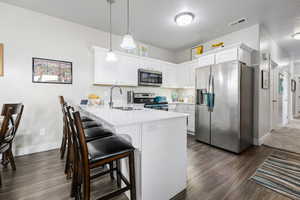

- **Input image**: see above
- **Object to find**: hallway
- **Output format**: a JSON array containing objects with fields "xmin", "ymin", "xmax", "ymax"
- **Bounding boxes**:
[{"xmin": 263, "ymin": 120, "xmax": 300, "ymax": 154}]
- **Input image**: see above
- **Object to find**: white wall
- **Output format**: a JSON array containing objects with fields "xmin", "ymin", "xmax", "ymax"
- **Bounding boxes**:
[
  {"xmin": 255, "ymin": 25, "xmax": 291, "ymax": 145},
  {"xmin": 174, "ymin": 24, "xmax": 260, "ymax": 63},
  {"xmin": 0, "ymin": 2, "xmax": 176, "ymax": 156}
]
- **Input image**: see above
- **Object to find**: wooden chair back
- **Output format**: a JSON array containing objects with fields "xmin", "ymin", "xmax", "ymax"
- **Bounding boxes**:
[
  {"xmin": 0, "ymin": 103, "xmax": 24, "ymax": 143},
  {"xmin": 72, "ymin": 111, "xmax": 90, "ymax": 175}
]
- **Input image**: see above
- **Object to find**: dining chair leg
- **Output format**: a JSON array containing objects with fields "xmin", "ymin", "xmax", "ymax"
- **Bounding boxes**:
[
  {"xmin": 83, "ymin": 170, "xmax": 91, "ymax": 200},
  {"xmin": 109, "ymin": 162, "xmax": 114, "ymax": 180},
  {"xmin": 7, "ymin": 147, "xmax": 16, "ymax": 171},
  {"xmin": 60, "ymin": 126, "xmax": 67, "ymax": 159},
  {"xmin": 70, "ymin": 161, "xmax": 78, "ymax": 197},
  {"xmin": 1, "ymin": 152, "xmax": 8, "ymax": 168},
  {"xmin": 116, "ymin": 160, "xmax": 121, "ymax": 188},
  {"xmin": 129, "ymin": 151, "xmax": 136, "ymax": 200},
  {"xmin": 0, "ymin": 171, "xmax": 2, "ymax": 187}
]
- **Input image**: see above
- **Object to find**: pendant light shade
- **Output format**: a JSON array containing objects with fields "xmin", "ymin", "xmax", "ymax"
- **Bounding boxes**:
[
  {"xmin": 121, "ymin": 34, "xmax": 136, "ymax": 50},
  {"xmin": 121, "ymin": 0, "xmax": 136, "ymax": 50},
  {"xmin": 106, "ymin": 0, "xmax": 117, "ymax": 62}
]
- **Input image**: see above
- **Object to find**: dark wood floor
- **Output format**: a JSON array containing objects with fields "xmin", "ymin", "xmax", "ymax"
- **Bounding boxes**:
[{"xmin": 0, "ymin": 136, "xmax": 291, "ymax": 200}]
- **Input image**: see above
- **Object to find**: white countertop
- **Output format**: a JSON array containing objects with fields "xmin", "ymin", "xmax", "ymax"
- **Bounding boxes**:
[{"xmin": 80, "ymin": 106, "xmax": 188, "ymax": 127}]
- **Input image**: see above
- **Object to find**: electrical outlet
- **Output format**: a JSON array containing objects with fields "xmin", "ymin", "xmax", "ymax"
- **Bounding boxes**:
[{"xmin": 40, "ymin": 128, "xmax": 46, "ymax": 136}]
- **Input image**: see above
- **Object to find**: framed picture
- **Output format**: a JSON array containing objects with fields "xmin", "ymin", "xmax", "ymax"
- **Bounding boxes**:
[
  {"xmin": 32, "ymin": 57, "xmax": 72, "ymax": 84},
  {"xmin": 291, "ymin": 79, "xmax": 296, "ymax": 92},
  {"xmin": 261, "ymin": 70, "xmax": 269, "ymax": 89},
  {"xmin": 0, "ymin": 44, "xmax": 3, "ymax": 76}
]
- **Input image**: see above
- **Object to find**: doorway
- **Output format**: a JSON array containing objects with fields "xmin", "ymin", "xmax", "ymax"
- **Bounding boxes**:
[
  {"xmin": 270, "ymin": 60, "xmax": 279, "ymax": 130},
  {"xmin": 279, "ymin": 72, "xmax": 289, "ymax": 126}
]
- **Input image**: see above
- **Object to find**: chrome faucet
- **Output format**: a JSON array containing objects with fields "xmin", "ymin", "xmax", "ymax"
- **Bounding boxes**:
[{"xmin": 109, "ymin": 85, "xmax": 123, "ymax": 108}]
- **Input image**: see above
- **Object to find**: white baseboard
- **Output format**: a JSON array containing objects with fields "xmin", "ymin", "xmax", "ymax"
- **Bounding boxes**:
[
  {"xmin": 14, "ymin": 143, "xmax": 60, "ymax": 157},
  {"xmin": 253, "ymin": 132, "xmax": 271, "ymax": 146},
  {"xmin": 187, "ymin": 131, "xmax": 195, "ymax": 135}
]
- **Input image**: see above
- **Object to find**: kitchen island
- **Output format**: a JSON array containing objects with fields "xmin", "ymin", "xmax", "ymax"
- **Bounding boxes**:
[{"xmin": 80, "ymin": 106, "xmax": 188, "ymax": 200}]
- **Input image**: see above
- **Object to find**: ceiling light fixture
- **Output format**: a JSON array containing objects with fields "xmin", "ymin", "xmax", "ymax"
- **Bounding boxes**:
[
  {"xmin": 106, "ymin": 0, "xmax": 118, "ymax": 62},
  {"xmin": 175, "ymin": 12, "xmax": 195, "ymax": 26},
  {"xmin": 292, "ymin": 32, "xmax": 300, "ymax": 40},
  {"xmin": 120, "ymin": 0, "xmax": 136, "ymax": 50}
]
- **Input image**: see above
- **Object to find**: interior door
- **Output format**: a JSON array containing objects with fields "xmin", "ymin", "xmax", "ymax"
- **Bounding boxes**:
[
  {"xmin": 270, "ymin": 63, "xmax": 279, "ymax": 130},
  {"xmin": 210, "ymin": 61, "xmax": 240, "ymax": 153},
  {"xmin": 195, "ymin": 66, "xmax": 211, "ymax": 144}
]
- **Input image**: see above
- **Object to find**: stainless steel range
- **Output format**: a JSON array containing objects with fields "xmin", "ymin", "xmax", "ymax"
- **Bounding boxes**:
[{"xmin": 133, "ymin": 93, "xmax": 168, "ymax": 111}]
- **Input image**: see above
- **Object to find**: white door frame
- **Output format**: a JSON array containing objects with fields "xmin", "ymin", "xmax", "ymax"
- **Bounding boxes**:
[
  {"xmin": 294, "ymin": 75, "xmax": 300, "ymax": 118},
  {"xmin": 270, "ymin": 60, "xmax": 279, "ymax": 130}
]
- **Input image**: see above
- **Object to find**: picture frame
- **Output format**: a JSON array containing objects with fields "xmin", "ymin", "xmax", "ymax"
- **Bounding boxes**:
[
  {"xmin": 32, "ymin": 57, "xmax": 72, "ymax": 84},
  {"xmin": 261, "ymin": 70, "xmax": 269, "ymax": 89},
  {"xmin": 0, "ymin": 43, "xmax": 3, "ymax": 76}
]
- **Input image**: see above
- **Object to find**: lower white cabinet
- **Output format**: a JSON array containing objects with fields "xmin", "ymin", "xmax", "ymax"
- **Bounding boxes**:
[{"xmin": 172, "ymin": 103, "xmax": 195, "ymax": 133}]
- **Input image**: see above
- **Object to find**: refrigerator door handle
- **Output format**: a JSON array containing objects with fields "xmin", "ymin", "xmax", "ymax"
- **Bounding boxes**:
[
  {"xmin": 207, "ymin": 74, "xmax": 212, "ymax": 111},
  {"xmin": 211, "ymin": 75, "xmax": 215, "ymax": 110}
]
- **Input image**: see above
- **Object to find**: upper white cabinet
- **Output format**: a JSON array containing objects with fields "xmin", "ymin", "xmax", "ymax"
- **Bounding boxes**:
[
  {"xmin": 162, "ymin": 63, "xmax": 177, "ymax": 88},
  {"xmin": 93, "ymin": 43, "xmax": 252, "ymax": 88},
  {"xmin": 94, "ymin": 49, "xmax": 119, "ymax": 85},
  {"xmin": 118, "ymin": 54, "xmax": 139, "ymax": 86},
  {"xmin": 176, "ymin": 60, "xmax": 197, "ymax": 88},
  {"xmin": 198, "ymin": 54, "xmax": 215, "ymax": 68},
  {"xmin": 94, "ymin": 47, "xmax": 139, "ymax": 86},
  {"xmin": 196, "ymin": 43, "xmax": 253, "ymax": 67}
]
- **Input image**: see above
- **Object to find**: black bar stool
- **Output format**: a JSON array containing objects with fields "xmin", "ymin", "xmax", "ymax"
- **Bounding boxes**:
[{"xmin": 70, "ymin": 111, "xmax": 136, "ymax": 200}]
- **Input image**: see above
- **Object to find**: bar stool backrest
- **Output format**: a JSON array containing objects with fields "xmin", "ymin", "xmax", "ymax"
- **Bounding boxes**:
[
  {"xmin": 72, "ymin": 111, "xmax": 90, "ymax": 176},
  {"xmin": 0, "ymin": 104, "xmax": 24, "ymax": 143}
]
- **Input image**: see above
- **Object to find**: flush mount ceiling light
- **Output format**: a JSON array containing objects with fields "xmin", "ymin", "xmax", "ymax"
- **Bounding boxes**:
[
  {"xmin": 120, "ymin": 0, "xmax": 136, "ymax": 50},
  {"xmin": 292, "ymin": 32, "xmax": 300, "ymax": 40},
  {"xmin": 106, "ymin": 0, "xmax": 118, "ymax": 62},
  {"xmin": 175, "ymin": 12, "xmax": 195, "ymax": 26}
]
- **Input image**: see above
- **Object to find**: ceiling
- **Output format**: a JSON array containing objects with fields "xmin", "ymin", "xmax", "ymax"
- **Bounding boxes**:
[{"xmin": 1, "ymin": 0, "xmax": 300, "ymax": 60}]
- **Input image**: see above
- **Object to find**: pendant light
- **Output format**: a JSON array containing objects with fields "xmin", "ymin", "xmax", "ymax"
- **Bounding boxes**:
[
  {"xmin": 106, "ymin": 0, "xmax": 118, "ymax": 62},
  {"xmin": 120, "ymin": 0, "xmax": 136, "ymax": 50}
]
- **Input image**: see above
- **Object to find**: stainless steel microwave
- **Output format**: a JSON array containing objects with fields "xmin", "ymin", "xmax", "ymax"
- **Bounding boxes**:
[{"xmin": 138, "ymin": 69, "xmax": 162, "ymax": 87}]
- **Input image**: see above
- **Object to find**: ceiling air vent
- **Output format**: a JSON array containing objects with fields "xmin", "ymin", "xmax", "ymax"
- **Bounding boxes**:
[{"xmin": 228, "ymin": 18, "xmax": 247, "ymax": 27}]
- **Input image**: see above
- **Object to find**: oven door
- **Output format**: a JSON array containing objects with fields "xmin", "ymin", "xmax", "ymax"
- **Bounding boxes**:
[{"xmin": 138, "ymin": 69, "xmax": 162, "ymax": 86}]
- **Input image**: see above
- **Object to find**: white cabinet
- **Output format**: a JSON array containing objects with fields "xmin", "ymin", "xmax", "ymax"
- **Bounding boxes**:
[
  {"xmin": 94, "ymin": 47, "xmax": 139, "ymax": 86},
  {"xmin": 162, "ymin": 63, "xmax": 177, "ymax": 88},
  {"xmin": 117, "ymin": 54, "xmax": 139, "ymax": 86},
  {"xmin": 176, "ymin": 60, "xmax": 197, "ymax": 88},
  {"xmin": 197, "ymin": 44, "xmax": 253, "ymax": 67},
  {"xmin": 173, "ymin": 103, "xmax": 195, "ymax": 133},
  {"xmin": 215, "ymin": 48, "xmax": 238, "ymax": 64},
  {"xmin": 139, "ymin": 58, "xmax": 162, "ymax": 72},
  {"xmin": 197, "ymin": 54, "xmax": 215, "ymax": 68},
  {"xmin": 94, "ymin": 49, "xmax": 119, "ymax": 85}
]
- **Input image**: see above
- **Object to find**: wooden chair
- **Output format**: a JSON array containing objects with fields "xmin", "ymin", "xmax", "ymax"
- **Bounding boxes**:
[
  {"xmin": 59, "ymin": 96, "xmax": 68, "ymax": 159},
  {"xmin": 59, "ymin": 96, "xmax": 95, "ymax": 159},
  {"xmin": 71, "ymin": 111, "xmax": 136, "ymax": 200},
  {"xmin": 64, "ymin": 105, "xmax": 113, "ymax": 181},
  {"xmin": 0, "ymin": 103, "xmax": 24, "ymax": 187}
]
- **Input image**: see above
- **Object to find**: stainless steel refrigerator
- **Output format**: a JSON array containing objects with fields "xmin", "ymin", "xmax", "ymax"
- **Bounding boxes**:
[{"xmin": 195, "ymin": 61, "xmax": 253, "ymax": 153}]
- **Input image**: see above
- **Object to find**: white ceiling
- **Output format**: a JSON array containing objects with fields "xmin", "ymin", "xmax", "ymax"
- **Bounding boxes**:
[{"xmin": 1, "ymin": 0, "xmax": 300, "ymax": 60}]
